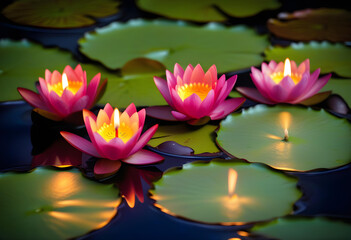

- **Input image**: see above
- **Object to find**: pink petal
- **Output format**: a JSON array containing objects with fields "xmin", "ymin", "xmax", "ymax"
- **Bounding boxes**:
[
  {"xmin": 166, "ymin": 70, "xmax": 177, "ymax": 87},
  {"xmin": 50, "ymin": 70, "xmax": 62, "ymax": 85},
  {"xmin": 206, "ymin": 65, "xmax": 217, "ymax": 88},
  {"xmin": 122, "ymin": 127, "xmax": 143, "ymax": 155},
  {"xmin": 61, "ymin": 88, "xmax": 75, "ymax": 105},
  {"xmin": 190, "ymin": 64, "xmax": 205, "ymax": 84},
  {"xmin": 86, "ymin": 73, "xmax": 101, "ymax": 108},
  {"xmin": 287, "ymin": 74, "xmax": 310, "ymax": 101},
  {"xmin": 122, "ymin": 149, "xmax": 163, "ymax": 165},
  {"xmin": 83, "ymin": 109, "xmax": 96, "ymax": 123},
  {"xmin": 270, "ymin": 84, "xmax": 289, "ymax": 102},
  {"xmin": 170, "ymin": 88, "xmax": 186, "ymax": 113},
  {"xmin": 103, "ymin": 103, "xmax": 114, "ymax": 117},
  {"xmin": 74, "ymin": 64, "xmax": 84, "ymax": 77},
  {"xmin": 236, "ymin": 87, "xmax": 275, "ymax": 104},
  {"xmin": 63, "ymin": 65, "xmax": 79, "ymax": 82},
  {"xmin": 278, "ymin": 76, "xmax": 295, "ymax": 94},
  {"xmin": 183, "ymin": 93, "xmax": 202, "ymax": 118},
  {"xmin": 48, "ymin": 91, "xmax": 69, "ymax": 117},
  {"xmin": 171, "ymin": 111, "xmax": 191, "ymax": 121},
  {"xmin": 183, "ymin": 65, "xmax": 194, "ymax": 84},
  {"xmin": 210, "ymin": 97, "xmax": 246, "ymax": 120},
  {"xmin": 146, "ymin": 106, "xmax": 177, "ymax": 121},
  {"xmin": 297, "ymin": 59, "xmax": 310, "ymax": 74},
  {"xmin": 303, "ymin": 69, "xmax": 320, "ymax": 93},
  {"xmin": 38, "ymin": 77, "xmax": 49, "ymax": 98},
  {"xmin": 130, "ymin": 124, "xmax": 158, "ymax": 155},
  {"xmin": 154, "ymin": 76, "xmax": 173, "ymax": 106},
  {"xmin": 173, "ymin": 63, "xmax": 184, "ymax": 78},
  {"xmin": 215, "ymin": 75, "xmax": 237, "ymax": 105},
  {"xmin": 17, "ymin": 88, "xmax": 49, "ymax": 111},
  {"xmin": 93, "ymin": 133, "xmax": 126, "ymax": 160},
  {"xmin": 94, "ymin": 159, "xmax": 121, "ymax": 175},
  {"xmin": 138, "ymin": 108, "xmax": 146, "ymax": 127},
  {"xmin": 198, "ymin": 89, "xmax": 214, "ymax": 116},
  {"xmin": 125, "ymin": 103, "xmax": 137, "ymax": 117},
  {"xmin": 214, "ymin": 74, "xmax": 226, "ymax": 97},
  {"xmin": 96, "ymin": 109, "xmax": 110, "ymax": 129},
  {"xmin": 60, "ymin": 131, "xmax": 101, "ymax": 157},
  {"xmin": 71, "ymin": 95, "xmax": 89, "ymax": 113},
  {"xmin": 45, "ymin": 69, "xmax": 52, "ymax": 82}
]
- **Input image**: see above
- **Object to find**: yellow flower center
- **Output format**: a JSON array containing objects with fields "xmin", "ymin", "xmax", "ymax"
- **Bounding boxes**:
[
  {"xmin": 49, "ymin": 81, "xmax": 82, "ymax": 97},
  {"xmin": 97, "ymin": 122, "xmax": 134, "ymax": 143},
  {"xmin": 177, "ymin": 83, "xmax": 212, "ymax": 101},
  {"xmin": 270, "ymin": 72, "xmax": 302, "ymax": 85}
]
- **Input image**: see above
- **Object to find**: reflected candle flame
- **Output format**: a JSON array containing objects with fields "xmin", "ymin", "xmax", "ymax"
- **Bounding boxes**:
[
  {"xmin": 62, "ymin": 73, "xmax": 68, "ymax": 90},
  {"xmin": 228, "ymin": 168, "xmax": 238, "ymax": 199},
  {"xmin": 283, "ymin": 128, "xmax": 289, "ymax": 142}
]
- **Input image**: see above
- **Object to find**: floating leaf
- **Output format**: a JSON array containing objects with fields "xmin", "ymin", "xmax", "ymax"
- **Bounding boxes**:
[
  {"xmin": 150, "ymin": 160, "xmax": 301, "ymax": 224},
  {"xmin": 0, "ymin": 39, "xmax": 77, "ymax": 102},
  {"xmin": 148, "ymin": 123, "xmax": 220, "ymax": 154},
  {"xmin": 323, "ymin": 78, "xmax": 351, "ymax": 106},
  {"xmin": 251, "ymin": 217, "xmax": 351, "ymax": 240},
  {"xmin": 2, "ymin": 0, "xmax": 120, "ymax": 28},
  {"xmin": 81, "ymin": 60, "xmax": 167, "ymax": 108},
  {"xmin": 0, "ymin": 168, "xmax": 120, "ymax": 240},
  {"xmin": 216, "ymin": 105, "xmax": 351, "ymax": 171},
  {"xmin": 268, "ymin": 8, "xmax": 351, "ymax": 42},
  {"xmin": 79, "ymin": 19, "xmax": 269, "ymax": 73},
  {"xmin": 264, "ymin": 41, "xmax": 351, "ymax": 78},
  {"xmin": 136, "ymin": 0, "xmax": 281, "ymax": 22}
]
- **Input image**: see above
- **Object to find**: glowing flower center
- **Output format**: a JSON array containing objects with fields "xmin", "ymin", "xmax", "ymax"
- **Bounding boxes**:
[
  {"xmin": 177, "ymin": 83, "xmax": 212, "ymax": 101},
  {"xmin": 97, "ymin": 122, "xmax": 134, "ymax": 144},
  {"xmin": 270, "ymin": 58, "xmax": 302, "ymax": 85},
  {"xmin": 49, "ymin": 74, "xmax": 82, "ymax": 97}
]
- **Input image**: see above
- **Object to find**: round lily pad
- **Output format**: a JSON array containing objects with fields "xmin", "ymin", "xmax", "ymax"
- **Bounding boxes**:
[
  {"xmin": 0, "ymin": 39, "xmax": 77, "ymax": 102},
  {"xmin": 251, "ymin": 217, "xmax": 351, "ymax": 240},
  {"xmin": 136, "ymin": 0, "xmax": 281, "ymax": 22},
  {"xmin": 150, "ymin": 160, "xmax": 301, "ymax": 224},
  {"xmin": 2, "ymin": 0, "xmax": 120, "ymax": 28},
  {"xmin": 264, "ymin": 41, "xmax": 351, "ymax": 78},
  {"xmin": 216, "ymin": 105, "xmax": 351, "ymax": 171},
  {"xmin": 148, "ymin": 124, "xmax": 220, "ymax": 155},
  {"xmin": 81, "ymin": 60, "xmax": 167, "ymax": 108},
  {"xmin": 79, "ymin": 19, "xmax": 269, "ymax": 73},
  {"xmin": 0, "ymin": 168, "xmax": 121, "ymax": 240},
  {"xmin": 267, "ymin": 8, "xmax": 351, "ymax": 42}
]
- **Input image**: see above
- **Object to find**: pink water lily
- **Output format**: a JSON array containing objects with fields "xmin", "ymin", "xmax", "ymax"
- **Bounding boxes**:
[
  {"xmin": 18, "ymin": 64, "xmax": 106, "ymax": 120},
  {"xmin": 147, "ymin": 63, "xmax": 245, "ymax": 125},
  {"xmin": 61, "ymin": 103, "xmax": 164, "ymax": 175},
  {"xmin": 237, "ymin": 58, "xmax": 331, "ymax": 105}
]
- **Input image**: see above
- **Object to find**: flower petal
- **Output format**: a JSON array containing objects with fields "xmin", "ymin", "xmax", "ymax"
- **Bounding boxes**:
[
  {"xmin": 236, "ymin": 87, "xmax": 276, "ymax": 104},
  {"xmin": 125, "ymin": 103, "xmax": 137, "ymax": 117},
  {"xmin": 71, "ymin": 95, "xmax": 89, "ymax": 113},
  {"xmin": 183, "ymin": 93, "xmax": 202, "ymax": 118},
  {"xmin": 154, "ymin": 76, "xmax": 173, "ymax": 106},
  {"xmin": 166, "ymin": 70, "xmax": 177, "ymax": 87},
  {"xmin": 60, "ymin": 131, "xmax": 101, "ymax": 157},
  {"xmin": 122, "ymin": 149, "xmax": 163, "ymax": 165},
  {"xmin": 146, "ymin": 106, "xmax": 177, "ymax": 121},
  {"xmin": 103, "ymin": 103, "xmax": 114, "ymax": 117},
  {"xmin": 94, "ymin": 159, "xmax": 121, "ymax": 175},
  {"xmin": 183, "ymin": 65, "xmax": 194, "ymax": 84},
  {"xmin": 210, "ymin": 97, "xmax": 246, "ymax": 120},
  {"xmin": 190, "ymin": 64, "xmax": 205, "ymax": 84},
  {"xmin": 130, "ymin": 124, "xmax": 158, "ymax": 155},
  {"xmin": 96, "ymin": 109, "xmax": 110, "ymax": 129},
  {"xmin": 17, "ymin": 88, "xmax": 49, "ymax": 111},
  {"xmin": 86, "ymin": 73, "xmax": 100, "ymax": 108},
  {"xmin": 173, "ymin": 63, "xmax": 184, "ymax": 78},
  {"xmin": 171, "ymin": 111, "xmax": 191, "ymax": 121},
  {"xmin": 48, "ymin": 91, "xmax": 69, "ymax": 117}
]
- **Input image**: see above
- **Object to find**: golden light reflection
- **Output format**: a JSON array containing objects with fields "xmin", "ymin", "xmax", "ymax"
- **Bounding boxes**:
[
  {"xmin": 279, "ymin": 111, "xmax": 291, "ymax": 130},
  {"xmin": 48, "ymin": 172, "xmax": 80, "ymax": 199},
  {"xmin": 228, "ymin": 168, "xmax": 238, "ymax": 199}
]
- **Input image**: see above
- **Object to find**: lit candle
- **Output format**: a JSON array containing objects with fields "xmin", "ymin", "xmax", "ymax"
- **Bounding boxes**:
[
  {"xmin": 150, "ymin": 160, "xmax": 301, "ymax": 224},
  {"xmin": 217, "ymin": 105, "xmax": 351, "ymax": 171}
]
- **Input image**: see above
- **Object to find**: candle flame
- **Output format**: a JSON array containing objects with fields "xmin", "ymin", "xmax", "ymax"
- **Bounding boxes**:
[
  {"xmin": 228, "ymin": 168, "xmax": 238, "ymax": 199},
  {"xmin": 113, "ymin": 108, "xmax": 120, "ymax": 130},
  {"xmin": 283, "ymin": 58, "xmax": 291, "ymax": 77},
  {"xmin": 62, "ymin": 73, "xmax": 68, "ymax": 90}
]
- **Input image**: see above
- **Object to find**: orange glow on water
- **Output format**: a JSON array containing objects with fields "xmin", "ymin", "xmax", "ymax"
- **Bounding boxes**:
[{"xmin": 228, "ymin": 168, "xmax": 238, "ymax": 199}]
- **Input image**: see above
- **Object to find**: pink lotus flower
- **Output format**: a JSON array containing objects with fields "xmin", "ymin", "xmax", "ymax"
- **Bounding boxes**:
[
  {"xmin": 60, "ymin": 103, "xmax": 164, "ymax": 175},
  {"xmin": 18, "ymin": 64, "xmax": 106, "ymax": 120},
  {"xmin": 237, "ymin": 58, "xmax": 331, "ymax": 105},
  {"xmin": 147, "ymin": 64, "xmax": 245, "ymax": 125}
]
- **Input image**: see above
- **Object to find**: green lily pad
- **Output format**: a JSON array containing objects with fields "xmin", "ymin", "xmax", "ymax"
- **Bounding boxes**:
[
  {"xmin": 79, "ymin": 19, "xmax": 269, "ymax": 73},
  {"xmin": 216, "ymin": 105, "xmax": 351, "ymax": 171},
  {"xmin": 136, "ymin": 0, "xmax": 281, "ymax": 22},
  {"xmin": 251, "ymin": 217, "xmax": 351, "ymax": 240},
  {"xmin": 264, "ymin": 41, "xmax": 351, "ymax": 78},
  {"xmin": 323, "ymin": 78, "xmax": 351, "ymax": 106},
  {"xmin": 2, "ymin": 0, "xmax": 120, "ymax": 28},
  {"xmin": 148, "ymin": 123, "xmax": 220, "ymax": 154},
  {"xmin": 0, "ymin": 39, "xmax": 77, "ymax": 102},
  {"xmin": 267, "ymin": 8, "xmax": 351, "ymax": 42},
  {"xmin": 150, "ymin": 160, "xmax": 301, "ymax": 224},
  {"xmin": 0, "ymin": 168, "xmax": 120, "ymax": 240},
  {"xmin": 81, "ymin": 59, "xmax": 167, "ymax": 108}
]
